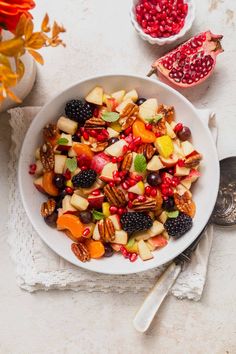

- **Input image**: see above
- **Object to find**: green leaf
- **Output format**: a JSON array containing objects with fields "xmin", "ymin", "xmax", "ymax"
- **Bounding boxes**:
[
  {"xmin": 101, "ymin": 111, "xmax": 120, "ymax": 122},
  {"xmin": 167, "ymin": 211, "xmax": 179, "ymax": 218},
  {"xmin": 92, "ymin": 210, "xmax": 104, "ymax": 220},
  {"xmin": 134, "ymin": 154, "xmax": 147, "ymax": 173},
  {"xmin": 66, "ymin": 157, "xmax": 77, "ymax": 172},
  {"xmin": 145, "ymin": 114, "xmax": 164, "ymax": 123},
  {"xmin": 57, "ymin": 137, "xmax": 69, "ymax": 145}
]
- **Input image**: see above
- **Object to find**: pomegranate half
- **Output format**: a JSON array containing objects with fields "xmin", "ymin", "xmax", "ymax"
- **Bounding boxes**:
[{"xmin": 149, "ymin": 31, "xmax": 223, "ymax": 88}]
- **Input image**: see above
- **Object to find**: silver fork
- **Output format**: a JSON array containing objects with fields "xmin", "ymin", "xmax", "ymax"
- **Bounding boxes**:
[{"xmin": 133, "ymin": 227, "xmax": 207, "ymax": 333}]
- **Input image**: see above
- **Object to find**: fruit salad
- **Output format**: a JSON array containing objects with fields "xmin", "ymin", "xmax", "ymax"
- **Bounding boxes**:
[{"xmin": 32, "ymin": 86, "xmax": 202, "ymax": 263}]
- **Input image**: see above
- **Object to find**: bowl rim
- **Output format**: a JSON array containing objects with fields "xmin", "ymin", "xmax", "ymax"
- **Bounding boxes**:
[
  {"xmin": 130, "ymin": 0, "xmax": 196, "ymax": 45},
  {"xmin": 18, "ymin": 73, "xmax": 219, "ymax": 275}
]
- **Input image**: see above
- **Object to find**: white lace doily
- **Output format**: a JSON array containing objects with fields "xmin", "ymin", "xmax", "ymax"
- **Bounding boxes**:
[{"xmin": 7, "ymin": 107, "xmax": 216, "ymax": 300}]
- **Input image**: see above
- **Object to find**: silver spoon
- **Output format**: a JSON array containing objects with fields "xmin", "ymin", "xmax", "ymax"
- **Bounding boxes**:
[{"xmin": 133, "ymin": 157, "xmax": 236, "ymax": 333}]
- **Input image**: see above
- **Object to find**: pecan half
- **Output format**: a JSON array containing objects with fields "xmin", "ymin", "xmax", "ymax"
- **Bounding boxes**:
[
  {"xmin": 121, "ymin": 152, "xmax": 133, "ymax": 171},
  {"xmin": 158, "ymin": 104, "xmax": 175, "ymax": 123},
  {"xmin": 137, "ymin": 143, "xmax": 156, "ymax": 160},
  {"xmin": 132, "ymin": 198, "xmax": 157, "ymax": 211},
  {"xmin": 71, "ymin": 242, "xmax": 90, "ymax": 262},
  {"xmin": 152, "ymin": 117, "xmax": 167, "ymax": 136},
  {"xmin": 40, "ymin": 142, "xmax": 54, "ymax": 171},
  {"xmin": 41, "ymin": 199, "xmax": 56, "ymax": 218},
  {"xmin": 155, "ymin": 189, "xmax": 163, "ymax": 211},
  {"xmin": 98, "ymin": 219, "xmax": 106, "ymax": 239},
  {"xmin": 174, "ymin": 192, "xmax": 196, "ymax": 217},
  {"xmin": 43, "ymin": 123, "xmax": 59, "ymax": 142},
  {"xmin": 185, "ymin": 153, "xmax": 202, "ymax": 168},
  {"xmin": 119, "ymin": 103, "xmax": 138, "ymax": 130},
  {"xmin": 84, "ymin": 117, "xmax": 106, "ymax": 129},
  {"xmin": 105, "ymin": 218, "xmax": 115, "ymax": 242},
  {"xmin": 91, "ymin": 141, "xmax": 108, "ymax": 152},
  {"xmin": 104, "ymin": 185, "xmax": 126, "ymax": 207}
]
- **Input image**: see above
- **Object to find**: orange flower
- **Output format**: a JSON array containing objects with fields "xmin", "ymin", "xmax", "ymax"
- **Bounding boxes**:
[{"xmin": 0, "ymin": 0, "xmax": 35, "ymax": 31}]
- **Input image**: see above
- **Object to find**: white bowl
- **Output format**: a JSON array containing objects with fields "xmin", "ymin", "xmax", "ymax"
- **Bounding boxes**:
[
  {"xmin": 130, "ymin": 0, "xmax": 195, "ymax": 45},
  {"xmin": 18, "ymin": 74, "xmax": 219, "ymax": 275}
]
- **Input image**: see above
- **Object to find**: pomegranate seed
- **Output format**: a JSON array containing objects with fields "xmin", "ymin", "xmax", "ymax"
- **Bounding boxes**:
[
  {"xmin": 167, "ymin": 188, "xmax": 174, "ymax": 196},
  {"xmin": 128, "ymin": 201, "xmax": 133, "ymax": 209},
  {"xmin": 118, "ymin": 208, "xmax": 125, "ymax": 215},
  {"xmin": 93, "ymin": 108, "xmax": 99, "ymax": 117},
  {"xmin": 109, "ymin": 205, "xmax": 118, "ymax": 214},
  {"xmin": 122, "ymin": 182, "xmax": 129, "ymax": 190},
  {"xmin": 128, "ymin": 192, "xmax": 136, "ymax": 201},
  {"xmin": 124, "ymin": 127, "xmax": 132, "ymax": 135},
  {"xmin": 155, "ymin": 132, "xmax": 162, "ymax": 137},
  {"xmin": 122, "ymin": 145, "xmax": 129, "ymax": 154},
  {"xmin": 29, "ymin": 163, "xmax": 36, "ymax": 171},
  {"xmin": 101, "ymin": 129, "xmax": 109, "ymax": 137},
  {"xmin": 65, "ymin": 187, "xmax": 74, "ymax": 195},
  {"xmin": 89, "ymin": 129, "xmax": 97, "ymax": 138},
  {"xmin": 82, "ymin": 131, "xmax": 89, "ymax": 140},
  {"xmin": 135, "ymin": 175, "xmax": 143, "ymax": 182},
  {"xmin": 97, "ymin": 134, "xmax": 106, "ymax": 142},
  {"xmin": 145, "ymin": 186, "xmax": 151, "ymax": 196},
  {"xmin": 150, "ymin": 188, "xmax": 157, "ymax": 197},
  {"xmin": 120, "ymin": 134, "xmax": 125, "ymax": 139},
  {"xmin": 82, "ymin": 228, "xmax": 90, "ymax": 237},
  {"xmin": 174, "ymin": 123, "xmax": 183, "ymax": 133},
  {"xmin": 177, "ymin": 159, "xmax": 185, "ymax": 167},
  {"xmin": 128, "ymin": 179, "xmax": 136, "ymax": 187},
  {"xmin": 137, "ymin": 195, "xmax": 146, "ymax": 202},
  {"xmin": 91, "ymin": 189, "xmax": 100, "ymax": 196},
  {"xmin": 145, "ymin": 123, "xmax": 153, "ymax": 131},
  {"xmin": 164, "ymin": 177, "xmax": 172, "ymax": 186},
  {"xmin": 109, "ymin": 181, "xmax": 115, "ymax": 187},
  {"xmin": 64, "ymin": 169, "xmax": 71, "ymax": 180},
  {"xmin": 113, "ymin": 171, "xmax": 120, "ymax": 178},
  {"xmin": 129, "ymin": 253, "xmax": 138, "ymax": 262},
  {"xmin": 81, "ymin": 166, "xmax": 87, "ymax": 171},
  {"xmin": 117, "ymin": 156, "xmax": 124, "ymax": 162},
  {"xmin": 119, "ymin": 171, "xmax": 127, "ymax": 178},
  {"xmin": 133, "ymin": 137, "xmax": 142, "ymax": 145},
  {"xmin": 112, "ymin": 157, "xmax": 118, "ymax": 163}
]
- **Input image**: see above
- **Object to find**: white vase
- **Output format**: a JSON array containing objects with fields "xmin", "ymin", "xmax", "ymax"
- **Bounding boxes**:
[{"xmin": 0, "ymin": 30, "xmax": 37, "ymax": 113}]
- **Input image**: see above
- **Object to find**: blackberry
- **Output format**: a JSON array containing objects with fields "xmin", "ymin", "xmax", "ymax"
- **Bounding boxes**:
[
  {"xmin": 162, "ymin": 197, "xmax": 175, "ymax": 211},
  {"xmin": 72, "ymin": 169, "xmax": 97, "ymax": 188},
  {"xmin": 120, "ymin": 212, "xmax": 153, "ymax": 235},
  {"xmin": 65, "ymin": 99, "xmax": 93, "ymax": 125},
  {"xmin": 164, "ymin": 213, "xmax": 192, "ymax": 239}
]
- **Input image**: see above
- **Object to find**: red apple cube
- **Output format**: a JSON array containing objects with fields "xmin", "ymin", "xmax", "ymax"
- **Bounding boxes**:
[{"xmin": 90, "ymin": 152, "xmax": 111, "ymax": 174}]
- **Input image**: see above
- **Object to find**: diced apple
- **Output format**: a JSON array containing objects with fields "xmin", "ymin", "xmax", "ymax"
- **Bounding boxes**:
[
  {"xmin": 135, "ymin": 230, "xmax": 150, "ymax": 241},
  {"xmin": 108, "ymin": 214, "xmax": 121, "ymax": 231},
  {"xmin": 173, "ymin": 141, "xmax": 185, "ymax": 158},
  {"xmin": 110, "ymin": 121, "xmax": 122, "ymax": 132},
  {"xmin": 111, "ymin": 90, "xmax": 126, "ymax": 104},
  {"xmin": 138, "ymin": 240, "xmax": 153, "ymax": 261},
  {"xmin": 176, "ymin": 184, "xmax": 192, "ymax": 197},
  {"xmin": 174, "ymin": 165, "xmax": 190, "ymax": 177},
  {"xmin": 111, "ymin": 243, "xmax": 122, "ymax": 252},
  {"xmin": 100, "ymin": 162, "xmax": 118, "ymax": 182},
  {"xmin": 90, "ymin": 152, "xmax": 111, "ymax": 173},
  {"xmin": 35, "ymin": 160, "xmax": 43, "ymax": 176},
  {"xmin": 170, "ymin": 121, "xmax": 177, "ymax": 129},
  {"xmin": 62, "ymin": 195, "xmax": 77, "ymax": 214},
  {"xmin": 128, "ymin": 181, "xmax": 145, "ymax": 195},
  {"xmin": 116, "ymin": 99, "xmax": 133, "ymax": 114},
  {"xmin": 104, "ymin": 139, "xmax": 128, "ymax": 157},
  {"xmin": 85, "ymin": 86, "xmax": 103, "ymax": 105},
  {"xmin": 103, "ymin": 93, "xmax": 111, "ymax": 104},
  {"xmin": 183, "ymin": 169, "xmax": 200, "ymax": 183},
  {"xmin": 160, "ymin": 154, "xmax": 178, "ymax": 167},
  {"xmin": 147, "ymin": 235, "xmax": 168, "ymax": 249},
  {"xmin": 123, "ymin": 89, "xmax": 138, "ymax": 102},
  {"xmin": 162, "ymin": 230, "xmax": 170, "ymax": 240},
  {"xmin": 68, "ymin": 147, "xmax": 77, "ymax": 157},
  {"xmin": 56, "ymin": 133, "xmax": 72, "ymax": 152},
  {"xmin": 111, "ymin": 230, "xmax": 128, "ymax": 245},
  {"xmin": 147, "ymin": 241, "xmax": 156, "ymax": 251},
  {"xmin": 148, "ymin": 220, "xmax": 165, "ymax": 237},
  {"xmin": 147, "ymin": 155, "xmax": 164, "ymax": 171},
  {"xmin": 54, "ymin": 155, "xmax": 67, "ymax": 174},
  {"xmin": 138, "ymin": 98, "xmax": 158, "ymax": 122},
  {"xmin": 57, "ymin": 116, "xmax": 78, "ymax": 135},
  {"xmin": 88, "ymin": 193, "xmax": 104, "ymax": 209},
  {"xmin": 130, "ymin": 152, "xmax": 138, "ymax": 172},
  {"xmin": 181, "ymin": 141, "xmax": 195, "ymax": 157},
  {"xmin": 107, "ymin": 127, "xmax": 119, "ymax": 138},
  {"xmin": 35, "ymin": 147, "xmax": 40, "ymax": 160},
  {"xmin": 159, "ymin": 211, "xmax": 168, "ymax": 224},
  {"xmin": 70, "ymin": 193, "xmax": 89, "ymax": 211},
  {"xmin": 165, "ymin": 121, "xmax": 176, "ymax": 138},
  {"xmin": 92, "ymin": 223, "xmax": 100, "ymax": 240},
  {"xmin": 33, "ymin": 176, "xmax": 46, "ymax": 194},
  {"xmin": 181, "ymin": 179, "xmax": 192, "ymax": 189}
]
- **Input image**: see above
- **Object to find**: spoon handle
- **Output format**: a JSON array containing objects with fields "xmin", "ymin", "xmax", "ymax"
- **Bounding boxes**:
[{"xmin": 133, "ymin": 262, "xmax": 181, "ymax": 333}]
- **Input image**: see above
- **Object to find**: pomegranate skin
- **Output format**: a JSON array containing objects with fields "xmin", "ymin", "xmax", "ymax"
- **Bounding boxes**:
[{"xmin": 150, "ymin": 31, "xmax": 224, "ymax": 88}]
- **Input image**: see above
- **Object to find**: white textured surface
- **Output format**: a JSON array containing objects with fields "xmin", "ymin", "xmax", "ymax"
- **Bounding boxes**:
[{"xmin": 0, "ymin": 0, "xmax": 236, "ymax": 353}]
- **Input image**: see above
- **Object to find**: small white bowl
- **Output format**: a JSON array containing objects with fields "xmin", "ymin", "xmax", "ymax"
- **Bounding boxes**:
[{"xmin": 130, "ymin": 0, "xmax": 196, "ymax": 45}]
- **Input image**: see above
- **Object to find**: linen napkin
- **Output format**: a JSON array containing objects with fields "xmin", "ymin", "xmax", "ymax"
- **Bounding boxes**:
[{"xmin": 7, "ymin": 106, "xmax": 217, "ymax": 300}]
